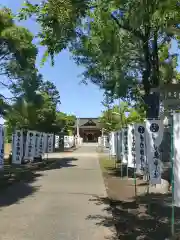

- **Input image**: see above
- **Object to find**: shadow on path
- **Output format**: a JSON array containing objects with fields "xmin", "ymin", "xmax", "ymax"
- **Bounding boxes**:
[
  {"xmin": 38, "ymin": 157, "xmax": 78, "ymax": 171},
  {"xmin": 86, "ymin": 196, "xmax": 117, "ymax": 240},
  {"xmin": 0, "ymin": 157, "xmax": 78, "ymax": 208},
  {"xmin": 87, "ymin": 193, "xmax": 180, "ymax": 240}
]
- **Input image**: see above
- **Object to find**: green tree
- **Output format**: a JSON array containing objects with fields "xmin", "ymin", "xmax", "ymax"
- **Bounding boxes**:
[
  {"xmin": 0, "ymin": 7, "xmax": 37, "ymax": 116},
  {"xmin": 54, "ymin": 112, "xmax": 76, "ymax": 135},
  {"xmin": 39, "ymin": 80, "xmax": 61, "ymax": 107},
  {"xmin": 126, "ymin": 109, "xmax": 145, "ymax": 125},
  {"xmin": 99, "ymin": 102, "xmax": 130, "ymax": 132},
  {"xmin": 18, "ymin": 0, "xmax": 89, "ymax": 64},
  {"xmin": 18, "ymin": 0, "xmax": 180, "ymax": 118},
  {"xmin": 99, "ymin": 96, "xmax": 145, "ymax": 132},
  {"xmin": 4, "ymin": 72, "xmax": 62, "ymax": 135},
  {"xmin": 0, "ymin": 7, "xmax": 37, "ymax": 82},
  {"xmin": 5, "ymin": 91, "xmax": 58, "ymax": 141},
  {"xmin": 35, "ymin": 92, "xmax": 57, "ymax": 132}
]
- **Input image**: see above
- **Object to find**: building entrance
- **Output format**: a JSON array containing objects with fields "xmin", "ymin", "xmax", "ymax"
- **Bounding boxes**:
[
  {"xmin": 73, "ymin": 118, "xmax": 101, "ymax": 143},
  {"xmin": 87, "ymin": 133, "xmax": 93, "ymax": 142}
]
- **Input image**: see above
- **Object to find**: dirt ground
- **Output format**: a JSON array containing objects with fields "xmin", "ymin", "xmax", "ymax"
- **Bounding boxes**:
[{"xmin": 99, "ymin": 156, "xmax": 180, "ymax": 240}]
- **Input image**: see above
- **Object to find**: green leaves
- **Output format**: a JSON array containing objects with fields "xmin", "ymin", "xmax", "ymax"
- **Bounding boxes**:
[
  {"xmin": 18, "ymin": 0, "xmax": 90, "ymax": 64},
  {"xmin": 16, "ymin": 0, "xmax": 180, "ymax": 114},
  {"xmin": 0, "ymin": 7, "xmax": 37, "ymax": 107},
  {"xmin": 70, "ymin": 2, "xmax": 141, "ymax": 98},
  {"xmin": 99, "ymin": 100, "xmax": 145, "ymax": 132},
  {"xmin": 5, "ymin": 75, "xmax": 61, "ymax": 133},
  {"xmin": 39, "ymin": 80, "xmax": 61, "ymax": 107}
]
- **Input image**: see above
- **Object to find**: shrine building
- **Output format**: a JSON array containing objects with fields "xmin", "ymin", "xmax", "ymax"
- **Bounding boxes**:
[{"xmin": 74, "ymin": 118, "xmax": 102, "ymax": 142}]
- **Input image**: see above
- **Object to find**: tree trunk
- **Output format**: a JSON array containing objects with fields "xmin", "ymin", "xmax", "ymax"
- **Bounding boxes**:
[
  {"xmin": 142, "ymin": 32, "xmax": 160, "ymax": 119},
  {"xmin": 151, "ymin": 31, "xmax": 160, "ymax": 88},
  {"xmin": 142, "ymin": 40, "xmax": 151, "ymax": 96}
]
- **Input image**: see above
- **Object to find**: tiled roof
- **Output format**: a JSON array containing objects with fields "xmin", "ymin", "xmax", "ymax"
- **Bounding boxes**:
[{"xmin": 74, "ymin": 118, "xmax": 101, "ymax": 128}]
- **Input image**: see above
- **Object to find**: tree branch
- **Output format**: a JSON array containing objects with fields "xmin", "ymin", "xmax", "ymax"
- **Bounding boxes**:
[
  {"xmin": 89, "ymin": 4, "xmax": 145, "ymax": 40},
  {"xmin": 110, "ymin": 13, "xmax": 145, "ymax": 40},
  {"xmin": 0, "ymin": 52, "xmax": 9, "ymax": 62},
  {"xmin": 0, "ymin": 94, "xmax": 15, "ymax": 100},
  {"xmin": 0, "ymin": 82, "xmax": 10, "ymax": 92},
  {"xmin": 158, "ymin": 35, "xmax": 171, "ymax": 51}
]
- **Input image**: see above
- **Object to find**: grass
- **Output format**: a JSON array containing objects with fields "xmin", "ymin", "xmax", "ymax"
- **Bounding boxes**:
[{"xmin": 99, "ymin": 156, "xmax": 116, "ymax": 173}]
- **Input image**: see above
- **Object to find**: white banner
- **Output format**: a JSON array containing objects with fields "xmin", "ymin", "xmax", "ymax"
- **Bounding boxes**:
[
  {"xmin": 69, "ymin": 136, "xmax": 74, "ymax": 148},
  {"xmin": 98, "ymin": 137, "xmax": 101, "ymax": 146},
  {"xmin": 145, "ymin": 120, "xmax": 164, "ymax": 184},
  {"xmin": 11, "ymin": 132, "xmax": 15, "ymax": 153},
  {"xmin": 135, "ymin": 124, "xmax": 147, "ymax": 173},
  {"xmin": 64, "ymin": 136, "xmax": 74, "ymax": 148},
  {"xmin": 173, "ymin": 113, "xmax": 180, "ymax": 206},
  {"xmin": 0, "ymin": 125, "xmax": 4, "ymax": 169},
  {"xmin": 64, "ymin": 136, "xmax": 69, "ymax": 148},
  {"xmin": 12, "ymin": 130, "xmax": 23, "ymax": 164},
  {"xmin": 34, "ymin": 132, "xmax": 41, "ymax": 158},
  {"xmin": 128, "ymin": 125, "xmax": 136, "ymax": 168},
  {"xmin": 38, "ymin": 132, "xmax": 45, "ymax": 156},
  {"xmin": 109, "ymin": 132, "xmax": 116, "ymax": 156},
  {"xmin": 114, "ymin": 132, "xmax": 118, "ymax": 157},
  {"xmin": 105, "ymin": 136, "xmax": 109, "ymax": 148},
  {"xmin": 116, "ymin": 131, "xmax": 122, "ymax": 160},
  {"xmin": 47, "ymin": 134, "xmax": 54, "ymax": 153},
  {"xmin": 122, "ymin": 128, "xmax": 128, "ymax": 163},
  {"xmin": 24, "ymin": 131, "xmax": 36, "ymax": 160},
  {"xmin": 55, "ymin": 135, "xmax": 60, "ymax": 148},
  {"xmin": 43, "ymin": 133, "xmax": 48, "ymax": 153}
]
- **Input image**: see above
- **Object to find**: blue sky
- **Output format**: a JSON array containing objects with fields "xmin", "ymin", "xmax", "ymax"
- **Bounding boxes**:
[
  {"xmin": 0, "ymin": 0, "xmax": 104, "ymax": 120},
  {"xmin": 0, "ymin": 0, "xmax": 179, "ymax": 125}
]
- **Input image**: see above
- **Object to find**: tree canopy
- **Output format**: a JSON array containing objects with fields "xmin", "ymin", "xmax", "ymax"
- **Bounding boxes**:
[
  {"xmin": 5, "ymin": 71, "xmax": 76, "ymax": 140},
  {"xmin": 0, "ymin": 7, "xmax": 37, "ymax": 82},
  {"xmin": 0, "ymin": 6, "xmax": 76, "ymax": 139},
  {"xmin": 0, "ymin": 7, "xmax": 38, "ymax": 115},
  {"xmin": 99, "ymin": 100, "xmax": 145, "ymax": 133},
  {"xmin": 18, "ymin": 0, "xmax": 180, "ymax": 118}
]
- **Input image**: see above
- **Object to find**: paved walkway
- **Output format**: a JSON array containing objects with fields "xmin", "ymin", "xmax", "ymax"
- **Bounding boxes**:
[{"xmin": 0, "ymin": 144, "xmax": 115, "ymax": 240}]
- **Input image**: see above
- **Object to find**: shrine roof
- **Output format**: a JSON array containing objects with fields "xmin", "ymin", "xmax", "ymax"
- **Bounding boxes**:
[{"xmin": 74, "ymin": 118, "xmax": 101, "ymax": 128}]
